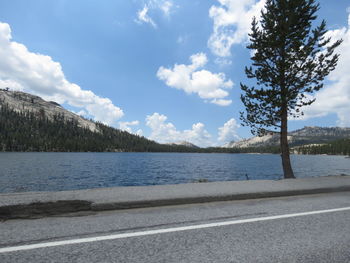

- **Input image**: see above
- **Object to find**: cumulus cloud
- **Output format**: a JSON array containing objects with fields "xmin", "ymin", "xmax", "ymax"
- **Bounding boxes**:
[
  {"xmin": 208, "ymin": 0, "xmax": 265, "ymax": 57},
  {"xmin": 146, "ymin": 113, "xmax": 212, "ymax": 146},
  {"xmin": 119, "ymin": 120, "xmax": 143, "ymax": 136},
  {"xmin": 0, "ymin": 22, "xmax": 124, "ymax": 125},
  {"xmin": 135, "ymin": 0, "xmax": 174, "ymax": 28},
  {"xmin": 211, "ymin": 98, "xmax": 232, "ymax": 106},
  {"xmin": 157, "ymin": 53, "xmax": 233, "ymax": 106},
  {"xmin": 302, "ymin": 11, "xmax": 350, "ymax": 126},
  {"xmin": 218, "ymin": 118, "xmax": 240, "ymax": 142},
  {"xmin": 75, "ymin": 110, "xmax": 88, "ymax": 117},
  {"xmin": 0, "ymin": 78, "xmax": 24, "ymax": 91}
]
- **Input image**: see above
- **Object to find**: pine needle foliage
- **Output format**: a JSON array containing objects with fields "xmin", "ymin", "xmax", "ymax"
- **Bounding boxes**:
[{"xmin": 240, "ymin": 0, "xmax": 342, "ymax": 178}]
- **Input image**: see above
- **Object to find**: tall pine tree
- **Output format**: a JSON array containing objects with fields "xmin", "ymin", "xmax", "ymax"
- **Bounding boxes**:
[{"xmin": 240, "ymin": 0, "xmax": 342, "ymax": 178}]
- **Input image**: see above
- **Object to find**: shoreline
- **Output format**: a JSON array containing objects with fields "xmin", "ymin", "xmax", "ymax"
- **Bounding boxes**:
[{"xmin": 0, "ymin": 151, "xmax": 349, "ymax": 157}]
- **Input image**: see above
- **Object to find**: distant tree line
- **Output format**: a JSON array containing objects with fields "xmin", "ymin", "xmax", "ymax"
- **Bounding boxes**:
[
  {"xmin": 1, "ymin": 104, "xmax": 348, "ymax": 155},
  {"xmin": 205, "ymin": 146, "xmax": 281, "ymax": 154},
  {"xmin": 293, "ymin": 140, "xmax": 350, "ymax": 156}
]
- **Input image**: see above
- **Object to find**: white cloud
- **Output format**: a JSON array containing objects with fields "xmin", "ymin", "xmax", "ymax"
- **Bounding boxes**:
[
  {"xmin": 119, "ymin": 120, "xmax": 143, "ymax": 135},
  {"xmin": 214, "ymin": 57, "xmax": 232, "ymax": 67},
  {"xmin": 0, "ymin": 78, "xmax": 24, "ymax": 91},
  {"xmin": 75, "ymin": 110, "xmax": 88, "ymax": 117},
  {"xmin": 160, "ymin": 1, "xmax": 173, "ymax": 17},
  {"xmin": 0, "ymin": 22, "xmax": 124, "ymax": 125},
  {"xmin": 119, "ymin": 120, "xmax": 139, "ymax": 131},
  {"xmin": 302, "ymin": 12, "xmax": 350, "ymax": 126},
  {"xmin": 218, "ymin": 118, "xmax": 240, "ymax": 142},
  {"xmin": 136, "ymin": 5, "xmax": 157, "ymax": 28},
  {"xmin": 146, "ymin": 113, "xmax": 212, "ymax": 146},
  {"xmin": 135, "ymin": 0, "xmax": 174, "ymax": 28},
  {"xmin": 208, "ymin": 0, "xmax": 265, "ymax": 57},
  {"xmin": 211, "ymin": 98, "xmax": 232, "ymax": 106},
  {"xmin": 157, "ymin": 53, "xmax": 233, "ymax": 106}
]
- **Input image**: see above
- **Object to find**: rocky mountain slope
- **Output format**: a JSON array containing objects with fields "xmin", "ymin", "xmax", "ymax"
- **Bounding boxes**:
[
  {"xmin": 166, "ymin": 141, "xmax": 199, "ymax": 148},
  {"xmin": 224, "ymin": 126, "xmax": 350, "ymax": 148},
  {"xmin": 0, "ymin": 89, "xmax": 207, "ymax": 152},
  {"xmin": 0, "ymin": 89, "xmax": 98, "ymax": 132}
]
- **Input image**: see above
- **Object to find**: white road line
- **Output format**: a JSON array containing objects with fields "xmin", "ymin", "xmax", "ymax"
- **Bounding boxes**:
[{"xmin": 1, "ymin": 206, "xmax": 350, "ymax": 254}]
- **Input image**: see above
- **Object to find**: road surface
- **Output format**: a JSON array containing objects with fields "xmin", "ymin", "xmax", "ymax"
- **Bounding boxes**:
[{"xmin": 1, "ymin": 192, "xmax": 349, "ymax": 262}]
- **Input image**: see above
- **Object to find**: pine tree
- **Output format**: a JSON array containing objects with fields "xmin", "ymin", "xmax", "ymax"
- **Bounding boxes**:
[{"xmin": 240, "ymin": 0, "xmax": 342, "ymax": 178}]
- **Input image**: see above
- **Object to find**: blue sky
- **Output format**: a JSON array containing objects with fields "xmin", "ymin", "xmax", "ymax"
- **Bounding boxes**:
[{"xmin": 0, "ymin": 0, "xmax": 349, "ymax": 147}]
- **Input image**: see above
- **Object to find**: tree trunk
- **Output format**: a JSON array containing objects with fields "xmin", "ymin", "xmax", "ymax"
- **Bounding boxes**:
[{"xmin": 280, "ymin": 109, "xmax": 295, "ymax": 179}]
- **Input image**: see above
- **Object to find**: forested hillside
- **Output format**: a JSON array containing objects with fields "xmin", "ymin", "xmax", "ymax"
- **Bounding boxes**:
[{"xmin": 0, "ymin": 104, "xmax": 199, "ymax": 152}]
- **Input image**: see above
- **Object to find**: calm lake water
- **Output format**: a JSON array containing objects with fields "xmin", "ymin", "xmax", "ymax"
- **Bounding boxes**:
[{"xmin": 0, "ymin": 152, "xmax": 349, "ymax": 193}]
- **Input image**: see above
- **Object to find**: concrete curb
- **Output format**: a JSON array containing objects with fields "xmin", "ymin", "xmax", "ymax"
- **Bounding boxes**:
[
  {"xmin": 1, "ymin": 176, "xmax": 350, "ymax": 220},
  {"xmin": 0, "ymin": 201, "xmax": 92, "ymax": 220},
  {"xmin": 90, "ymin": 186, "xmax": 350, "ymax": 211}
]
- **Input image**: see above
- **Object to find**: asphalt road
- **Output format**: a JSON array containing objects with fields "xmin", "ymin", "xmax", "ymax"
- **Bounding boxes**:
[{"xmin": 1, "ymin": 192, "xmax": 350, "ymax": 263}]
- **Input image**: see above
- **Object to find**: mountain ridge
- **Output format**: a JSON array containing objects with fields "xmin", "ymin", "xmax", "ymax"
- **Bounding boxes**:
[
  {"xmin": 224, "ymin": 126, "xmax": 350, "ymax": 148},
  {"xmin": 0, "ymin": 89, "xmax": 200, "ymax": 152},
  {"xmin": 0, "ymin": 89, "xmax": 99, "ymax": 132},
  {"xmin": 166, "ymin": 141, "xmax": 199, "ymax": 148}
]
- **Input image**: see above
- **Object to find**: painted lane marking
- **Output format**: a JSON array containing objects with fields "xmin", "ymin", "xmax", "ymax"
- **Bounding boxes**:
[{"xmin": 1, "ymin": 206, "xmax": 350, "ymax": 254}]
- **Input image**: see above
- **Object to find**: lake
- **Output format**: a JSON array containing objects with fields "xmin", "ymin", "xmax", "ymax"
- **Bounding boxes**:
[{"xmin": 0, "ymin": 152, "xmax": 349, "ymax": 193}]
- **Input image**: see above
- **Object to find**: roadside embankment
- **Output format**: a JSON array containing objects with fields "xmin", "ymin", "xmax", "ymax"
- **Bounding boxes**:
[{"xmin": 1, "ymin": 175, "xmax": 349, "ymax": 220}]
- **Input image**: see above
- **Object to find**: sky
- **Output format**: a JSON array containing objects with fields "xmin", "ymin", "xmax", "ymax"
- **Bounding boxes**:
[{"xmin": 0, "ymin": 0, "xmax": 349, "ymax": 147}]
